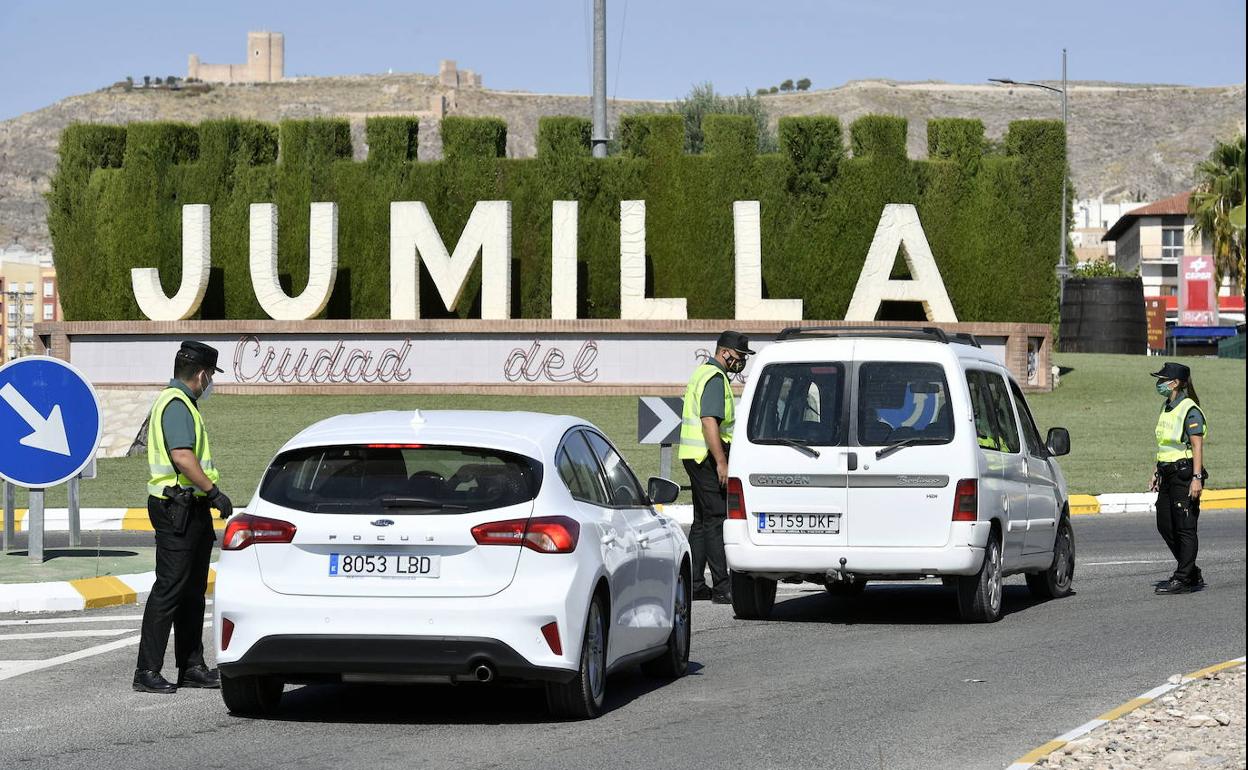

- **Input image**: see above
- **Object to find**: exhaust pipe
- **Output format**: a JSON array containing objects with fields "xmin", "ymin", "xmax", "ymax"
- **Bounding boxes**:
[{"xmin": 474, "ymin": 664, "xmax": 495, "ymax": 683}]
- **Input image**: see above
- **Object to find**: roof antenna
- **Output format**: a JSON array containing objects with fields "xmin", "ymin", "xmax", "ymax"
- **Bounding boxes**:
[{"xmin": 411, "ymin": 409, "xmax": 424, "ymax": 425}]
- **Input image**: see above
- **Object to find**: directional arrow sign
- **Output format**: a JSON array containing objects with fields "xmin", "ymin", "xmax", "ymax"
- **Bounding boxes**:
[
  {"xmin": 0, "ymin": 356, "xmax": 102, "ymax": 489},
  {"xmin": 637, "ymin": 396, "xmax": 684, "ymax": 445}
]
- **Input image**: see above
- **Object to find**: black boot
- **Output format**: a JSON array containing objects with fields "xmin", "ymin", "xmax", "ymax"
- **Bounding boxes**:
[
  {"xmin": 133, "ymin": 669, "xmax": 177, "ymax": 694},
  {"xmin": 177, "ymin": 664, "xmax": 221, "ymax": 689}
]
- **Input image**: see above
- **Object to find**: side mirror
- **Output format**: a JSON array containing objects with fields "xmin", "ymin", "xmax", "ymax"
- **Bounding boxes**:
[
  {"xmin": 1046, "ymin": 427, "xmax": 1071, "ymax": 457},
  {"xmin": 647, "ymin": 477, "xmax": 681, "ymax": 505}
]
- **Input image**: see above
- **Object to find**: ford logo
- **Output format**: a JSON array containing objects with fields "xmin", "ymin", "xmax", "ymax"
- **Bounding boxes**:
[{"xmin": 370, "ymin": 519, "xmax": 395, "ymax": 527}]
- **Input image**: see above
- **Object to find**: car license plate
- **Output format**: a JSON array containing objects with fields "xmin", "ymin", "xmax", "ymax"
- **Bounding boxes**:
[
  {"xmin": 757, "ymin": 513, "xmax": 841, "ymax": 534},
  {"xmin": 328, "ymin": 553, "xmax": 440, "ymax": 578}
]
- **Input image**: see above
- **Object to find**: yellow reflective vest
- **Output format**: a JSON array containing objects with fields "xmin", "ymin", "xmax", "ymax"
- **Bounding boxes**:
[
  {"xmin": 1155, "ymin": 397, "xmax": 1207, "ymax": 463},
  {"xmin": 678, "ymin": 363, "xmax": 734, "ymax": 463},
  {"xmin": 146, "ymin": 387, "xmax": 219, "ymax": 498}
]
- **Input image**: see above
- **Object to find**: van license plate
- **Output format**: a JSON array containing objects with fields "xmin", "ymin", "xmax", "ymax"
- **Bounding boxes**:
[
  {"xmin": 757, "ymin": 513, "xmax": 841, "ymax": 534},
  {"xmin": 328, "ymin": 554, "xmax": 441, "ymax": 578}
]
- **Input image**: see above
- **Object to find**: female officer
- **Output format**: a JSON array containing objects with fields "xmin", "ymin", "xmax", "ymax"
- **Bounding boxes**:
[{"xmin": 1149, "ymin": 362, "xmax": 1209, "ymax": 595}]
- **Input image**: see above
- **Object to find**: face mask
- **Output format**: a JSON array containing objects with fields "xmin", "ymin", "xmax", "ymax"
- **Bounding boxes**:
[
  {"xmin": 1156, "ymin": 380, "xmax": 1172, "ymax": 397},
  {"xmin": 726, "ymin": 355, "xmax": 747, "ymax": 374}
]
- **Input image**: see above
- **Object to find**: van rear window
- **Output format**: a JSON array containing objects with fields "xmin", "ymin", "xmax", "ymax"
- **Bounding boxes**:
[
  {"xmin": 747, "ymin": 362, "xmax": 846, "ymax": 446},
  {"xmin": 858, "ymin": 362, "xmax": 954, "ymax": 446},
  {"xmin": 258, "ymin": 444, "xmax": 542, "ymax": 514}
]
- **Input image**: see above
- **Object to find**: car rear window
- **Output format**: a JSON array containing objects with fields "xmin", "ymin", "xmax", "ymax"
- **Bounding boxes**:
[
  {"xmin": 857, "ymin": 362, "xmax": 954, "ymax": 446},
  {"xmin": 258, "ymin": 444, "xmax": 542, "ymax": 514},
  {"xmin": 747, "ymin": 362, "xmax": 846, "ymax": 445}
]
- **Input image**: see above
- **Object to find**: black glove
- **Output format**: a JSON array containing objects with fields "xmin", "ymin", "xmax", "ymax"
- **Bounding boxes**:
[{"xmin": 207, "ymin": 486, "xmax": 233, "ymax": 520}]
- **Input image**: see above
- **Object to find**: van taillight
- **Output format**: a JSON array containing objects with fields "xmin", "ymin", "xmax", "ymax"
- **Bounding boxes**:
[
  {"xmin": 472, "ymin": 516, "xmax": 580, "ymax": 553},
  {"xmin": 222, "ymin": 514, "xmax": 297, "ymax": 550},
  {"xmin": 727, "ymin": 477, "xmax": 746, "ymax": 520},
  {"xmin": 952, "ymin": 479, "xmax": 978, "ymax": 521}
]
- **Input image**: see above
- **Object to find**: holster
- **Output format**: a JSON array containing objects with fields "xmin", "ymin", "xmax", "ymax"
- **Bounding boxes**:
[{"xmin": 161, "ymin": 485, "xmax": 195, "ymax": 536}]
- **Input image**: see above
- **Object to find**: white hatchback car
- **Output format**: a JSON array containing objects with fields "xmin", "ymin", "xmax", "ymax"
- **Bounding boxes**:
[
  {"xmin": 725, "ymin": 327, "xmax": 1074, "ymax": 623},
  {"xmin": 214, "ymin": 410, "xmax": 690, "ymax": 719}
]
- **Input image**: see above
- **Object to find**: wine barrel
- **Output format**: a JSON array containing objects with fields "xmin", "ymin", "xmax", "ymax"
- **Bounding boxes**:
[{"xmin": 1059, "ymin": 277, "xmax": 1147, "ymax": 354}]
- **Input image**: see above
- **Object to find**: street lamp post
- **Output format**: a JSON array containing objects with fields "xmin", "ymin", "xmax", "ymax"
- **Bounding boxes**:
[{"xmin": 990, "ymin": 48, "xmax": 1069, "ymax": 308}]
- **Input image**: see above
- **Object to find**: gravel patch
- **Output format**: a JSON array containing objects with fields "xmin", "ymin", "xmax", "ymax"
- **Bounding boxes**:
[{"xmin": 1036, "ymin": 665, "xmax": 1246, "ymax": 770}]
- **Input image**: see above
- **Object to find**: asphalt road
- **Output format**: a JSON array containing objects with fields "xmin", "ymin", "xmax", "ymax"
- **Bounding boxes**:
[{"xmin": 1, "ymin": 510, "xmax": 1244, "ymax": 770}]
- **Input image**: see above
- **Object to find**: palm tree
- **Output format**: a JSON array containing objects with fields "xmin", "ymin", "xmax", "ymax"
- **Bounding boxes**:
[{"xmin": 1188, "ymin": 134, "xmax": 1245, "ymax": 296}]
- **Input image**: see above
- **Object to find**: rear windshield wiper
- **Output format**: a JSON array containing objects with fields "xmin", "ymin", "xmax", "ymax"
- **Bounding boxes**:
[
  {"xmin": 379, "ymin": 495, "xmax": 468, "ymax": 511},
  {"xmin": 874, "ymin": 437, "xmax": 946, "ymax": 460},
  {"xmin": 756, "ymin": 437, "xmax": 821, "ymax": 459}
]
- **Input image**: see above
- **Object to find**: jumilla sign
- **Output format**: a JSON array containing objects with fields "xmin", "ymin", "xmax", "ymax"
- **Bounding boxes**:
[{"xmin": 132, "ymin": 201, "xmax": 959, "ymax": 323}]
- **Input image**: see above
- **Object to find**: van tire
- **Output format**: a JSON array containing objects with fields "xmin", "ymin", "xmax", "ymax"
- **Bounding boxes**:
[
  {"xmin": 1026, "ymin": 518, "xmax": 1076, "ymax": 600},
  {"xmin": 957, "ymin": 531, "xmax": 1003, "ymax": 623},
  {"xmin": 730, "ymin": 571, "xmax": 776, "ymax": 619}
]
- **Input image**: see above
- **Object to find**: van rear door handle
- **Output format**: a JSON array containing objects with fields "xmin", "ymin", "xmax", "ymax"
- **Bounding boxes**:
[{"xmin": 845, "ymin": 452, "xmax": 858, "ymax": 471}]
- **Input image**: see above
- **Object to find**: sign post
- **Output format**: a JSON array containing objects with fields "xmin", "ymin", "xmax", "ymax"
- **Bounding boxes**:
[
  {"xmin": 637, "ymin": 397, "xmax": 684, "ymax": 481},
  {"xmin": 1145, "ymin": 298, "xmax": 1167, "ymax": 354},
  {"xmin": 0, "ymin": 356, "xmax": 103, "ymax": 563},
  {"xmin": 2, "ymin": 481, "xmax": 13, "ymax": 552}
]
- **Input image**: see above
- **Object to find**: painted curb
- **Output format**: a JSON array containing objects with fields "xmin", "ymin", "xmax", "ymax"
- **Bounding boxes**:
[
  {"xmin": 0, "ymin": 566, "xmax": 216, "ymax": 613},
  {"xmin": 1006, "ymin": 656, "xmax": 1248, "ymax": 769},
  {"xmin": 6, "ymin": 508, "xmax": 227, "ymax": 532}
]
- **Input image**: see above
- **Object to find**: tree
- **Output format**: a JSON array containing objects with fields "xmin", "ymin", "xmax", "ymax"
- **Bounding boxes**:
[
  {"xmin": 755, "ymin": 88, "xmax": 769, "ymax": 96},
  {"xmin": 1188, "ymin": 134, "xmax": 1245, "ymax": 295},
  {"xmin": 142, "ymin": 75, "xmax": 150, "ymax": 87},
  {"xmin": 769, "ymin": 86, "xmax": 779, "ymax": 94},
  {"xmin": 666, "ymin": 82, "xmax": 777, "ymax": 154},
  {"xmin": 780, "ymin": 79, "xmax": 794, "ymax": 92},
  {"xmin": 796, "ymin": 78, "xmax": 812, "ymax": 91},
  {"xmin": 165, "ymin": 76, "xmax": 176, "ymax": 86}
]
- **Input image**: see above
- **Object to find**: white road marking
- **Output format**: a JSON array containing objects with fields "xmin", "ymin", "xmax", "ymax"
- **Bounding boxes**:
[
  {"xmin": 0, "ymin": 621, "xmax": 210, "ymax": 681},
  {"xmin": 1082, "ymin": 560, "xmax": 1173, "ymax": 566},
  {"xmin": 0, "ymin": 615, "xmax": 146, "ymax": 627},
  {"xmin": 0, "ymin": 613, "xmax": 207, "ymax": 627},
  {"xmin": 0, "ymin": 629, "xmax": 135, "ymax": 641}
]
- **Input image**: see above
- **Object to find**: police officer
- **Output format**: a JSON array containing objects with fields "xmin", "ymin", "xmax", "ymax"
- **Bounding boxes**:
[
  {"xmin": 680, "ymin": 331, "xmax": 754, "ymax": 604},
  {"xmin": 1149, "ymin": 361, "xmax": 1208, "ymax": 595},
  {"xmin": 133, "ymin": 341, "xmax": 234, "ymax": 693}
]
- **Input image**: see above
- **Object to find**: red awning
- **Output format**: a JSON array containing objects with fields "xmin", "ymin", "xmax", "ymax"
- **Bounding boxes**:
[{"xmin": 1144, "ymin": 295, "xmax": 1246, "ymax": 312}]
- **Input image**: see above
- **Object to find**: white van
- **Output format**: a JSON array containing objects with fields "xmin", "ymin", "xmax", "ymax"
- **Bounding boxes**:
[{"xmin": 724, "ymin": 327, "xmax": 1074, "ymax": 623}]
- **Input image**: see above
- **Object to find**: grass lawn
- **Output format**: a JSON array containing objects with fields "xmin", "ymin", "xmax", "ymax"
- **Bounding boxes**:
[{"xmin": 7, "ymin": 353, "xmax": 1244, "ymax": 509}]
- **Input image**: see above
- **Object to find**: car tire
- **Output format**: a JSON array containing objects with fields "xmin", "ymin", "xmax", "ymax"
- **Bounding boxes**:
[
  {"xmin": 1026, "ymin": 517, "xmax": 1076, "ymax": 600},
  {"xmin": 957, "ymin": 531, "xmax": 1003, "ymax": 623},
  {"xmin": 825, "ymin": 579, "xmax": 868, "ymax": 597},
  {"xmin": 643, "ymin": 567, "xmax": 691, "ymax": 679},
  {"xmin": 546, "ymin": 592, "xmax": 607, "ymax": 719},
  {"xmin": 220, "ymin": 673, "xmax": 283, "ymax": 716},
  {"xmin": 730, "ymin": 571, "xmax": 776, "ymax": 620}
]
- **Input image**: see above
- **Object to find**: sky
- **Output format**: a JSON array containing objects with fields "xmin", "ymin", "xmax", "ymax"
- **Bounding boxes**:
[{"xmin": 0, "ymin": 0, "xmax": 1244, "ymax": 121}]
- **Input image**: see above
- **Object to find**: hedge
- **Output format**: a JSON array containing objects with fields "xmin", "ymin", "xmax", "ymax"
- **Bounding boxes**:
[{"xmin": 47, "ymin": 114, "xmax": 1066, "ymax": 323}]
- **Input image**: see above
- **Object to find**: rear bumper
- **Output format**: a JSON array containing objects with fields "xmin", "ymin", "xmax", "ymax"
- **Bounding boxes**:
[
  {"xmin": 218, "ymin": 634, "xmax": 577, "ymax": 683},
  {"xmin": 723, "ymin": 520, "xmax": 989, "ymax": 576}
]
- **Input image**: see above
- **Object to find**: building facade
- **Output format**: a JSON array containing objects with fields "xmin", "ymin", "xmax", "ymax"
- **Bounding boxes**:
[
  {"xmin": 1072, "ymin": 195, "xmax": 1154, "ymax": 263},
  {"xmin": 1103, "ymin": 190, "xmax": 1243, "ymax": 322},
  {"xmin": 0, "ymin": 259, "xmax": 61, "ymax": 361},
  {"xmin": 188, "ymin": 31, "xmax": 284, "ymax": 83}
]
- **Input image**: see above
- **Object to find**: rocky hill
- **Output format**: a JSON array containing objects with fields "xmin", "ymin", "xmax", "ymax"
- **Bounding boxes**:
[{"xmin": 0, "ymin": 73, "xmax": 1243, "ymax": 254}]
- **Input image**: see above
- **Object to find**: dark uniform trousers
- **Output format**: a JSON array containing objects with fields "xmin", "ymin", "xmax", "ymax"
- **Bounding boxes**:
[
  {"xmin": 683, "ymin": 445, "xmax": 731, "ymax": 598},
  {"xmin": 1155, "ymin": 459, "xmax": 1202, "ymax": 583},
  {"xmin": 136, "ymin": 496, "xmax": 216, "ymax": 673}
]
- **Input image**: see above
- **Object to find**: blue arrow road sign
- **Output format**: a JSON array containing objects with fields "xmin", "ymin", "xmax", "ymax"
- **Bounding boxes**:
[{"xmin": 0, "ymin": 356, "xmax": 102, "ymax": 489}]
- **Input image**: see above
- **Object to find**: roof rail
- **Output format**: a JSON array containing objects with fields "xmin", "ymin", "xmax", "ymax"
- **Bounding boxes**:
[
  {"xmin": 775, "ymin": 326, "xmax": 952, "ymax": 344},
  {"xmin": 949, "ymin": 333, "xmax": 982, "ymax": 348}
]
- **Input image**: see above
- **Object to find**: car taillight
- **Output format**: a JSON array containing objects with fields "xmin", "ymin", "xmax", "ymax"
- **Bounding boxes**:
[
  {"xmin": 727, "ymin": 477, "xmax": 746, "ymax": 520},
  {"xmin": 541, "ymin": 621, "xmax": 562, "ymax": 655},
  {"xmin": 222, "ymin": 514, "xmax": 297, "ymax": 550},
  {"xmin": 952, "ymin": 479, "xmax": 978, "ymax": 521},
  {"xmin": 220, "ymin": 617, "xmax": 235, "ymax": 651},
  {"xmin": 471, "ymin": 516, "xmax": 580, "ymax": 554}
]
